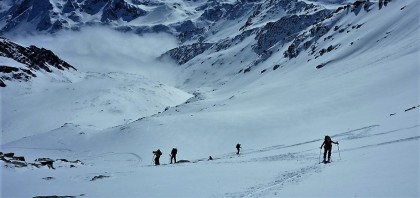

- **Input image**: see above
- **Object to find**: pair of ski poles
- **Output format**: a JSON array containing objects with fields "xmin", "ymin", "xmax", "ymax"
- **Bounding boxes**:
[{"xmin": 318, "ymin": 144, "xmax": 341, "ymax": 163}]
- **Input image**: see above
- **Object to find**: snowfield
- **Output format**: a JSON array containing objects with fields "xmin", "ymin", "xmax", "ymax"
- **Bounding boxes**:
[{"xmin": 1, "ymin": 0, "xmax": 419, "ymax": 197}]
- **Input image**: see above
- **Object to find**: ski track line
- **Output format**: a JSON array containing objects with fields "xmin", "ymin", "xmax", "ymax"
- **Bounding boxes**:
[
  {"xmin": 253, "ymin": 124, "xmax": 418, "ymax": 158},
  {"xmin": 365, "ymin": 124, "xmax": 419, "ymax": 139},
  {"xmin": 0, "ymin": 146, "xmax": 72, "ymax": 152},
  {"xmin": 227, "ymin": 126, "xmax": 419, "ymax": 197},
  {"xmin": 241, "ymin": 136, "xmax": 420, "ymax": 197},
  {"xmin": 78, "ymin": 152, "xmax": 143, "ymax": 166},
  {"xmin": 341, "ymin": 135, "xmax": 420, "ymax": 152},
  {"xmin": 188, "ymin": 124, "xmax": 411, "ymax": 165},
  {"xmin": 230, "ymin": 124, "xmax": 393, "ymax": 159},
  {"xmin": 240, "ymin": 164, "xmax": 321, "ymax": 198}
]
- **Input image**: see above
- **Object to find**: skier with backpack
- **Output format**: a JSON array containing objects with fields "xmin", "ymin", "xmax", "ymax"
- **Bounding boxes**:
[
  {"xmin": 170, "ymin": 148, "xmax": 177, "ymax": 164},
  {"xmin": 236, "ymin": 143, "xmax": 241, "ymax": 155},
  {"xmin": 153, "ymin": 149, "xmax": 162, "ymax": 165},
  {"xmin": 320, "ymin": 135, "xmax": 339, "ymax": 163}
]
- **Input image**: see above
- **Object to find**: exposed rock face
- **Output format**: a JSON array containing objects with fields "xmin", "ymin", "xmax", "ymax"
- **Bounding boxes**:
[
  {"xmin": 0, "ymin": 38, "xmax": 75, "ymax": 71},
  {"xmin": 0, "ymin": 37, "xmax": 76, "ymax": 87},
  {"xmin": 162, "ymin": 0, "xmax": 388, "ymax": 69},
  {"xmin": 0, "ymin": 0, "xmax": 396, "ymax": 76},
  {"xmin": 90, "ymin": 175, "xmax": 111, "ymax": 181},
  {"xmin": 0, "ymin": 0, "xmax": 53, "ymax": 32},
  {"xmin": 100, "ymin": 0, "xmax": 147, "ymax": 23},
  {"xmin": 162, "ymin": 43, "xmax": 213, "ymax": 65},
  {"xmin": 0, "ymin": 152, "xmax": 84, "ymax": 169},
  {"xmin": 0, "ymin": 0, "xmax": 327, "ymax": 42},
  {"xmin": 254, "ymin": 10, "xmax": 332, "ymax": 56},
  {"xmin": 0, "ymin": 66, "xmax": 36, "ymax": 86},
  {"xmin": 0, "ymin": 0, "xmax": 147, "ymax": 33}
]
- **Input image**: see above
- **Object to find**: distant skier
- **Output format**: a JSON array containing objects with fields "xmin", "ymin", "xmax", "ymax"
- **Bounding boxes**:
[
  {"xmin": 153, "ymin": 149, "xmax": 162, "ymax": 165},
  {"xmin": 236, "ymin": 143, "xmax": 241, "ymax": 155},
  {"xmin": 170, "ymin": 148, "xmax": 177, "ymax": 164},
  {"xmin": 320, "ymin": 136, "xmax": 338, "ymax": 163}
]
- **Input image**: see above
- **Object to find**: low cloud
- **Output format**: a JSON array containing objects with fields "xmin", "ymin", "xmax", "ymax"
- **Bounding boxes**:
[{"xmin": 9, "ymin": 27, "xmax": 181, "ymax": 85}]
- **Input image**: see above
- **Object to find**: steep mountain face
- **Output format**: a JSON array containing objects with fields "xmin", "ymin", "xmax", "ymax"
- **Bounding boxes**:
[
  {"xmin": 0, "ymin": 0, "xmax": 194, "ymax": 37},
  {"xmin": 0, "ymin": 0, "xmax": 148, "ymax": 33},
  {"xmin": 161, "ymin": 0, "xmax": 399, "ymax": 89},
  {"xmin": 0, "ymin": 0, "xmax": 340, "ymax": 88},
  {"xmin": 0, "ymin": 0, "xmax": 329, "ymax": 42},
  {"xmin": 0, "ymin": 0, "xmax": 400, "ymax": 90},
  {"xmin": 0, "ymin": 0, "xmax": 403, "ymax": 94},
  {"xmin": 0, "ymin": 37, "xmax": 76, "ymax": 87}
]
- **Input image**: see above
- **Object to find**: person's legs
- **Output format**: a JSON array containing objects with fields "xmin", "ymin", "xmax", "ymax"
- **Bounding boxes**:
[
  {"xmin": 327, "ymin": 148, "xmax": 332, "ymax": 162},
  {"xmin": 155, "ymin": 157, "xmax": 160, "ymax": 165},
  {"xmin": 323, "ymin": 148, "xmax": 327, "ymax": 161}
]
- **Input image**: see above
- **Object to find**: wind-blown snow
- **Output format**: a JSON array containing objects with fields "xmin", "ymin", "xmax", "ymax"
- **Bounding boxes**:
[
  {"xmin": 1, "ymin": 0, "xmax": 419, "ymax": 197},
  {"xmin": 10, "ymin": 27, "xmax": 181, "ymax": 85}
]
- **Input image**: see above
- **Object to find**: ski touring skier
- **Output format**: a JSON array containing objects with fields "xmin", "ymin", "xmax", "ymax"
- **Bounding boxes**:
[
  {"xmin": 320, "ymin": 135, "xmax": 339, "ymax": 163},
  {"xmin": 170, "ymin": 148, "xmax": 177, "ymax": 164},
  {"xmin": 236, "ymin": 143, "xmax": 241, "ymax": 155},
  {"xmin": 153, "ymin": 149, "xmax": 162, "ymax": 165}
]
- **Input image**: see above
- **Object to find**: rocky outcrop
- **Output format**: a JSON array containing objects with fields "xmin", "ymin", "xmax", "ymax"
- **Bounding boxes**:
[
  {"xmin": 0, "ymin": 37, "xmax": 76, "ymax": 87},
  {"xmin": 0, "ymin": 0, "xmax": 148, "ymax": 33},
  {"xmin": 90, "ymin": 175, "xmax": 110, "ymax": 181},
  {"xmin": 254, "ymin": 9, "xmax": 332, "ymax": 56},
  {"xmin": 0, "ymin": 0, "xmax": 53, "ymax": 33},
  {"xmin": 100, "ymin": 0, "xmax": 147, "ymax": 23},
  {"xmin": 161, "ymin": 43, "xmax": 213, "ymax": 65},
  {"xmin": 0, "ymin": 38, "xmax": 75, "ymax": 71},
  {"xmin": 0, "ymin": 152, "xmax": 84, "ymax": 169}
]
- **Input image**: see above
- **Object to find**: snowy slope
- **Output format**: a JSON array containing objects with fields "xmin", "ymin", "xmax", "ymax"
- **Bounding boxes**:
[
  {"xmin": 1, "ymin": 29, "xmax": 192, "ymax": 143},
  {"xmin": 2, "ymin": 72, "xmax": 192, "ymax": 143},
  {"xmin": 0, "ymin": 57, "xmax": 27, "ymax": 69},
  {"xmin": 1, "ymin": 0, "xmax": 419, "ymax": 197}
]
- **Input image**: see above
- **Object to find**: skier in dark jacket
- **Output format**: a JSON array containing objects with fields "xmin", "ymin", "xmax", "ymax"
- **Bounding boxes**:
[
  {"xmin": 236, "ymin": 143, "xmax": 241, "ymax": 155},
  {"xmin": 320, "ymin": 136, "xmax": 338, "ymax": 163},
  {"xmin": 153, "ymin": 149, "xmax": 162, "ymax": 165},
  {"xmin": 170, "ymin": 148, "xmax": 177, "ymax": 164}
]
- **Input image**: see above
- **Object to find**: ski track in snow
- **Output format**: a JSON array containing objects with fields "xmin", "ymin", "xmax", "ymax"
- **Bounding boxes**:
[
  {"xmin": 78, "ymin": 152, "xmax": 143, "ymax": 166},
  {"xmin": 1, "ymin": 123, "xmax": 418, "ymax": 197},
  {"xmin": 0, "ymin": 146, "xmax": 73, "ymax": 152},
  {"xmin": 238, "ymin": 165, "xmax": 322, "ymax": 198},
  {"xmin": 213, "ymin": 125, "xmax": 412, "ymax": 164},
  {"xmin": 94, "ymin": 123, "xmax": 415, "ymax": 196},
  {"xmin": 222, "ymin": 124, "xmax": 420, "ymax": 197},
  {"xmin": 342, "ymin": 136, "xmax": 420, "ymax": 152}
]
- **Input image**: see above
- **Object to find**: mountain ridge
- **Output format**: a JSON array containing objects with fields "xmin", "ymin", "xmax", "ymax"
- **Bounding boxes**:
[{"xmin": 0, "ymin": 37, "xmax": 76, "ymax": 87}]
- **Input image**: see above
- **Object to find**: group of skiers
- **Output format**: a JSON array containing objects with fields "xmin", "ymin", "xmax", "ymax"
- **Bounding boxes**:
[
  {"xmin": 152, "ymin": 148, "xmax": 177, "ymax": 165},
  {"xmin": 152, "ymin": 136, "xmax": 338, "ymax": 165}
]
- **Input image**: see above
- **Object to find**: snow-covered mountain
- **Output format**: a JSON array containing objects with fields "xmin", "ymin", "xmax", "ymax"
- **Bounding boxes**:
[
  {"xmin": 1, "ymin": 0, "xmax": 419, "ymax": 197},
  {"xmin": 0, "ymin": 37, "xmax": 77, "ymax": 87},
  {"xmin": 1, "ymin": 0, "xmax": 208, "ymax": 41},
  {"xmin": 0, "ymin": 0, "xmax": 337, "ymax": 43}
]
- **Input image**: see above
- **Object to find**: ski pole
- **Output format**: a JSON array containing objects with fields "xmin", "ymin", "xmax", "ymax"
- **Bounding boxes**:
[
  {"xmin": 319, "ymin": 147, "xmax": 321, "ymax": 164},
  {"xmin": 337, "ymin": 144, "xmax": 341, "ymax": 160}
]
